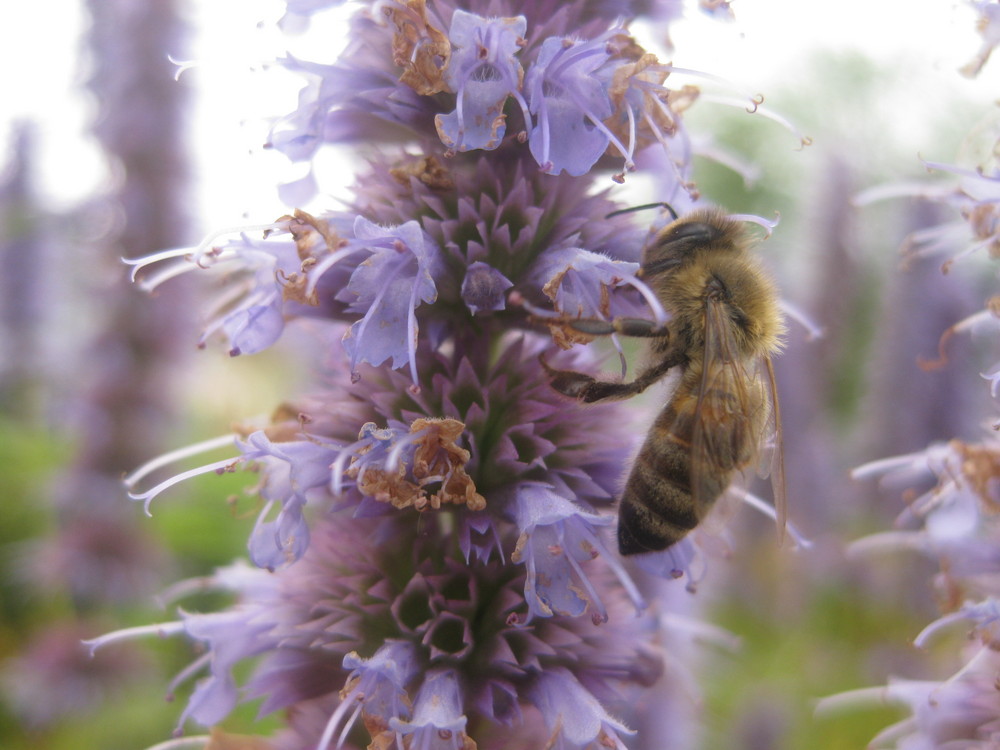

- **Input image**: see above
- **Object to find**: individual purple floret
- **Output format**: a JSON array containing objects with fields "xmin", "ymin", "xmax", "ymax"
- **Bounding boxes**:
[
  {"xmin": 434, "ymin": 10, "xmax": 531, "ymax": 153},
  {"xmin": 335, "ymin": 216, "xmax": 443, "ymax": 386},
  {"xmin": 524, "ymin": 34, "xmax": 620, "ymax": 177}
]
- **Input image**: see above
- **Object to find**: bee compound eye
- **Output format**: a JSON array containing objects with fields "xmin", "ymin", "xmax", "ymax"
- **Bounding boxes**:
[{"xmin": 664, "ymin": 222, "xmax": 717, "ymax": 246}]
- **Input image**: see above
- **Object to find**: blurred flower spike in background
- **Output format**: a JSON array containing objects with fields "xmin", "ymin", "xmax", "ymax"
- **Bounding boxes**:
[
  {"xmin": 88, "ymin": 1, "xmax": 785, "ymax": 748},
  {"xmin": 812, "ymin": 5, "xmax": 1000, "ymax": 742}
]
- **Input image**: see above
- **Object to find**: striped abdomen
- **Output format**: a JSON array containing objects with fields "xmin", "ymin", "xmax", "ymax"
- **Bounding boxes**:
[{"xmin": 617, "ymin": 384, "xmax": 756, "ymax": 555}]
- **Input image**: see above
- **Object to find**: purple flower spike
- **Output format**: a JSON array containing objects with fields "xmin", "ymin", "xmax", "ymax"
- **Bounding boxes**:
[
  {"xmin": 115, "ymin": 1, "xmax": 735, "ymax": 746},
  {"xmin": 525, "ymin": 35, "xmax": 618, "ymax": 176},
  {"xmin": 435, "ymin": 10, "xmax": 530, "ymax": 153},
  {"xmin": 338, "ymin": 216, "xmax": 443, "ymax": 386}
]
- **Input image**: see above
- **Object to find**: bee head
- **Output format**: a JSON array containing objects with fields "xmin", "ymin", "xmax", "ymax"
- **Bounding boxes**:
[{"xmin": 639, "ymin": 211, "xmax": 742, "ymax": 279}]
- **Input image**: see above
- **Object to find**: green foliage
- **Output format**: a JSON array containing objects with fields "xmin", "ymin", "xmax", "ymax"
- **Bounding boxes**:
[{"xmin": 701, "ymin": 564, "xmax": 923, "ymax": 749}]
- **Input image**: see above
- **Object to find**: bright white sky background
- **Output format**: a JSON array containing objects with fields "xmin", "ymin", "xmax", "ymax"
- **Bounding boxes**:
[{"xmin": 0, "ymin": 0, "xmax": 997, "ymax": 236}]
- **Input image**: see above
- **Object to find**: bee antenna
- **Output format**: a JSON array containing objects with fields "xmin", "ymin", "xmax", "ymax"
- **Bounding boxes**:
[{"xmin": 605, "ymin": 202, "xmax": 678, "ymax": 221}]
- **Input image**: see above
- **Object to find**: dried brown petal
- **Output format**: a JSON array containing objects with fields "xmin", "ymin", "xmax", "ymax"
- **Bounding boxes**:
[
  {"xmin": 353, "ymin": 463, "xmax": 424, "ymax": 510},
  {"xmin": 389, "ymin": 155, "xmax": 456, "ymax": 191},
  {"xmin": 604, "ymin": 53, "xmax": 699, "ymax": 153},
  {"xmin": 274, "ymin": 209, "xmax": 347, "ymax": 305},
  {"xmin": 540, "ymin": 268, "xmax": 607, "ymax": 349},
  {"xmin": 955, "ymin": 440, "xmax": 1000, "ymax": 512},
  {"xmin": 411, "ymin": 418, "xmax": 486, "ymax": 511},
  {"xmin": 349, "ymin": 418, "xmax": 485, "ymax": 511},
  {"xmin": 386, "ymin": 0, "xmax": 451, "ymax": 96}
]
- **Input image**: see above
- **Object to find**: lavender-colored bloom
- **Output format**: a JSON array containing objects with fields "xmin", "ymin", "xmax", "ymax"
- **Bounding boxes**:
[
  {"xmin": 240, "ymin": 430, "xmax": 342, "ymax": 570},
  {"xmin": 125, "ymin": 231, "xmax": 305, "ymax": 357},
  {"xmin": 855, "ymin": 159, "xmax": 1000, "ymax": 267},
  {"xmin": 914, "ymin": 598, "xmax": 1000, "ymax": 649},
  {"xmin": 602, "ymin": 51, "xmax": 700, "ymax": 179},
  {"xmin": 530, "ymin": 246, "xmax": 641, "ymax": 319},
  {"xmin": 512, "ymin": 482, "xmax": 645, "ymax": 623},
  {"xmin": 850, "ymin": 439, "xmax": 1000, "ymax": 585},
  {"xmin": 265, "ymin": 1, "xmax": 711, "ymax": 194},
  {"xmin": 525, "ymin": 35, "xmax": 617, "ymax": 176},
  {"xmin": 821, "ymin": 647, "xmax": 1000, "ymax": 749},
  {"xmin": 124, "ymin": 427, "xmax": 340, "ymax": 569},
  {"xmin": 525, "ymin": 245, "xmax": 661, "ymax": 359},
  {"xmin": 531, "ymin": 668, "xmax": 634, "ymax": 750},
  {"xmin": 336, "ymin": 216, "xmax": 443, "ymax": 384},
  {"xmin": 388, "ymin": 670, "xmax": 472, "ymax": 749},
  {"xmin": 837, "ymin": 435, "xmax": 1000, "ymax": 746},
  {"xmin": 322, "ymin": 642, "xmax": 418, "ymax": 747},
  {"xmin": 435, "ymin": 10, "xmax": 530, "ymax": 152},
  {"xmin": 853, "ymin": 157, "xmax": 1000, "ymax": 411},
  {"xmin": 128, "ymin": 213, "xmax": 444, "ymax": 385},
  {"xmin": 268, "ymin": 44, "xmax": 429, "ymax": 162}
]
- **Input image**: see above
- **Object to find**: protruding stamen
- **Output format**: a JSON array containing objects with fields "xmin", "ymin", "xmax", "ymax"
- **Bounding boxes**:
[
  {"xmin": 128, "ymin": 457, "xmax": 243, "ymax": 516},
  {"xmin": 82, "ymin": 621, "xmax": 186, "ymax": 656},
  {"xmin": 124, "ymin": 434, "xmax": 239, "ymax": 489},
  {"xmin": 778, "ymin": 299, "xmax": 823, "ymax": 341}
]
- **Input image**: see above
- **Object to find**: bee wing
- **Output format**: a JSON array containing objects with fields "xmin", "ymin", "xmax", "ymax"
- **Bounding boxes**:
[
  {"xmin": 758, "ymin": 355, "xmax": 787, "ymax": 544},
  {"xmin": 689, "ymin": 298, "xmax": 786, "ymax": 541}
]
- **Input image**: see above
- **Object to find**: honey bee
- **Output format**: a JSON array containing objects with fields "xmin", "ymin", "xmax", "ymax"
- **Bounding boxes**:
[{"xmin": 541, "ymin": 207, "xmax": 786, "ymax": 555}]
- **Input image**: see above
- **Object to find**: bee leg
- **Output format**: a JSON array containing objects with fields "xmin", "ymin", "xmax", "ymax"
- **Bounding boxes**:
[
  {"xmin": 539, "ymin": 355, "xmax": 605, "ymax": 400},
  {"xmin": 567, "ymin": 317, "xmax": 667, "ymax": 338},
  {"xmin": 541, "ymin": 353, "xmax": 681, "ymax": 403}
]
